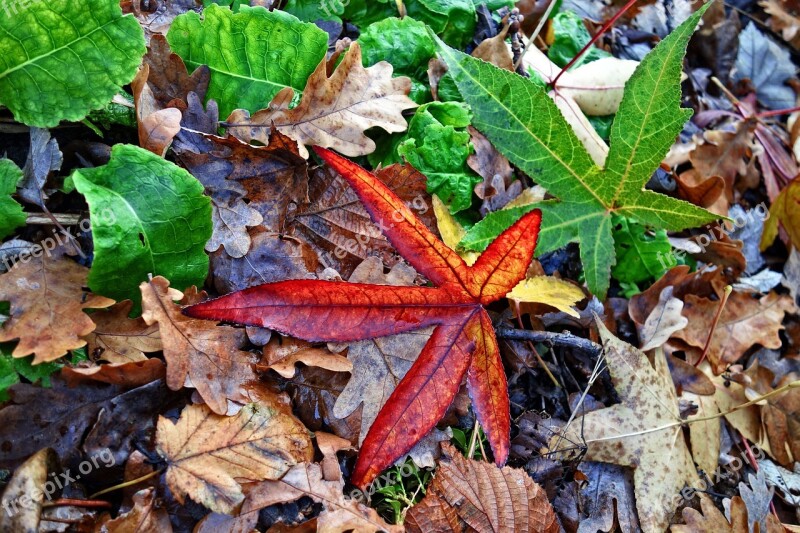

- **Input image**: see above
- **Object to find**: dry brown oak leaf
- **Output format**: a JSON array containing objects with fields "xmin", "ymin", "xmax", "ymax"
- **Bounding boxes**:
[
  {"xmin": 0, "ymin": 249, "xmax": 114, "ymax": 364},
  {"xmin": 553, "ymin": 320, "xmax": 700, "ymax": 533},
  {"xmin": 100, "ymin": 488, "xmax": 173, "ymax": 533},
  {"xmin": 140, "ymin": 277, "xmax": 258, "ymax": 415},
  {"xmin": 83, "ymin": 300, "xmax": 161, "ymax": 364},
  {"xmin": 227, "ymin": 42, "xmax": 418, "ymax": 158},
  {"xmin": 405, "ymin": 443, "xmax": 559, "ymax": 533},
  {"xmin": 156, "ymin": 402, "xmax": 313, "ymax": 514}
]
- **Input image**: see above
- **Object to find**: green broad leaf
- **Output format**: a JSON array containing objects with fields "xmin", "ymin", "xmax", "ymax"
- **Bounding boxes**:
[
  {"xmin": 548, "ymin": 11, "xmax": 611, "ymax": 68},
  {"xmin": 405, "ymin": 0, "xmax": 513, "ymax": 47},
  {"xmin": 0, "ymin": 0, "xmax": 145, "ymax": 128},
  {"xmin": 359, "ymin": 17, "xmax": 436, "ymax": 83},
  {"xmin": 395, "ymin": 102, "xmax": 479, "ymax": 213},
  {"xmin": 610, "ymin": 216, "xmax": 673, "ymax": 285},
  {"xmin": 438, "ymin": 4, "xmax": 719, "ymax": 297},
  {"xmin": 0, "ymin": 343, "xmax": 62, "ymax": 402},
  {"xmin": 72, "ymin": 145, "xmax": 212, "ymax": 312},
  {"xmin": 167, "ymin": 5, "xmax": 328, "ymax": 118},
  {"xmin": 0, "ymin": 159, "xmax": 26, "ymax": 239},
  {"xmin": 203, "ymin": 0, "xmax": 249, "ymax": 11}
]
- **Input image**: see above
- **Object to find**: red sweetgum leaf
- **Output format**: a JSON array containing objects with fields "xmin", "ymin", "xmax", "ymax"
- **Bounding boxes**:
[{"xmin": 184, "ymin": 147, "xmax": 542, "ymax": 488}]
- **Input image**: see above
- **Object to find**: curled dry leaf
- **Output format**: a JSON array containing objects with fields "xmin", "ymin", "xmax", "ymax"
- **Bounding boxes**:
[
  {"xmin": 61, "ymin": 358, "xmax": 166, "ymax": 388},
  {"xmin": 405, "ymin": 443, "xmax": 559, "ymax": 533},
  {"xmin": 227, "ymin": 42, "xmax": 417, "ymax": 158},
  {"xmin": 156, "ymin": 402, "xmax": 313, "ymax": 514},
  {"xmin": 260, "ymin": 335, "xmax": 352, "ymax": 378},
  {"xmin": 639, "ymin": 286, "xmax": 689, "ymax": 351},
  {"xmin": 0, "ymin": 248, "xmax": 114, "ymax": 364},
  {"xmin": 142, "ymin": 34, "xmax": 210, "ymax": 109},
  {"xmin": 241, "ymin": 462, "xmax": 402, "ymax": 532},
  {"xmin": 131, "ymin": 63, "xmax": 182, "ymax": 157},
  {"xmin": 140, "ymin": 276, "xmax": 258, "ymax": 415},
  {"xmin": 82, "ymin": 300, "xmax": 161, "ymax": 364},
  {"xmin": 0, "ymin": 448, "xmax": 57, "ymax": 532},
  {"xmin": 558, "ymin": 57, "xmax": 640, "ymax": 116},
  {"xmin": 101, "ymin": 488, "xmax": 173, "ymax": 533},
  {"xmin": 552, "ymin": 321, "xmax": 700, "ymax": 533}
]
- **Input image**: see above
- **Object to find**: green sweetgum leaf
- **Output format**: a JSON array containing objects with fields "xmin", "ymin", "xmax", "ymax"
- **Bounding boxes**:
[
  {"xmin": 0, "ymin": 0, "xmax": 145, "ymax": 128},
  {"xmin": 438, "ymin": 4, "xmax": 718, "ymax": 297},
  {"xmin": 0, "ymin": 159, "xmax": 26, "ymax": 239},
  {"xmin": 72, "ymin": 145, "xmax": 212, "ymax": 312},
  {"xmin": 395, "ymin": 102, "xmax": 479, "ymax": 213},
  {"xmin": 167, "ymin": 5, "xmax": 328, "ymax": 118}
]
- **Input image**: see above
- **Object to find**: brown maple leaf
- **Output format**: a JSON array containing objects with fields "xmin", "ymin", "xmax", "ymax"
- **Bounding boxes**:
[
  {"xmin": 184, "ymin": 147, "xmax": 542, "ymax": 488},
  {"xmin": 0, "ymin": 248, "xmax": 114, "ymax": 364},
  {"xmin": 156, "ymin": 401, "xmax": 313, "ymax": 514}
]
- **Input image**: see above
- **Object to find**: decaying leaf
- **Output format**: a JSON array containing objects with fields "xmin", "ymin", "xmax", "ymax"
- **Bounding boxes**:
[
  {"xmin": 140, "ymin": 276, "xmax": 258, "ymax": 415},
  {"xmin": 0, "ymin": 448, "xmax": 58, "ymax": 532},
  {"xmin": 83, "ymin": 300, "xmax": 162, "ymax": 364},
  {"xmin": 0, "ymin": 248, "xmax": 114, "ymax": 364},
  {"xmin": 205, "ymin": 189, "xmax": 264, "ymax": 258},
  {"xmin": 61, "ymin": 359, "xmax": 166, "ymax": 388},
  {"xmin": 672, "ymin": 491, "xmax": 783, "ymax": 533},
  {"xmin": 761, "ymin": 175, "xmax": 800, "ymax": 251},
  {"xmin": 552, "ymin": 321, "xmax": 700, "ymax": 532},
  {"xmin": 406, "ymin": 443, "xmax": 559, "ymax": 533},
  {"xmin": 131, "ymin": 63, "xmax": 182, "ymax": 157},
  {"xmin": 156, "ymin": 401, "xmax": 313, "ymax": 514},
  {"xmin": 101, "ymin": 488, "xmax": 173, "ymax": 533},
  {"xmin": 639, "ymin": 286, "xmax": 689, "ymax": 351},
  {"xmin": 241, "ymin": 462, "xmax": 402, "ymax": 532},
  {"xmin": 260, "ymin": 335, "xmax": 351, "ymax": 378},
  {"xmin": 672, "ymin": 291, "xmax": 795, "ymax": 374},
  {"xmin": 227, "ymin": 43, "xmax": 417, "ymax": 158}
]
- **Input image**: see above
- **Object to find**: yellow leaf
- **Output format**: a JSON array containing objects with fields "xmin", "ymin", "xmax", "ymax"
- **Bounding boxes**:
[
  {"xmin": 507, "ymin": 276, "xmax": 584, "ymax": 317},
  {"xmin": 432, "ymin": 195, "xmax": 479, "ymax": 266}
]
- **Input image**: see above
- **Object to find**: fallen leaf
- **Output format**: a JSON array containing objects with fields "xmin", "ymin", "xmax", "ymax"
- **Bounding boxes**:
[
  {"xmin": 432, "ymin": 194, "xmax": 480, "ymax": 266},
  {"xmin": 140, "ymin": 277, "xmax": 259, "ymax": 415},
  {"xmin": 260, "ymin": 336, "xmax": 351, "ymax": 378},
  {"xmin": 241, "ymin": 462, "xmax": 402, "ymax": 532},
  {"xmin": 102, "ymin": 488, "xmax": 173, "ymax": 533},
  {"xmin": 227, "ymin": 42, "xmax": 417, "ymax": 158},
  {"xmin": 507, "ymin": 275, "xmax": 585, "ymax": 318},
  {"xmin": 61, "ymin": 359, "xmax": 165, "ymax": 388},
  {"xmin": 471, "ymin": 25, "xmax": 513, "ymax": 71},
  {"xmin": 0, "ymin": 378, "xmax": 170, "ymax": 468},
  {"xmin": 673, "ymin": 291, "xmax": 795, "ymax": 374},
  {"xmin": 761, "ymin": 175, "xmax": 800, "ymax": 251},
  {"xmin": 19, "ymin": 127, "xmax": 62, "ymax": 207},
  {"xmin": 406, "ymin": 443, "xmax": 559, "ymax": 533},
  {"xmin": 746, "ymin": 364, "xmax": 800, "ymax": 465},
  {"xmin": 204, "ymin": 189, "xmax": 264, "ymax": 258},
  {"xmin": 576, "ymin": 462, "xmax": 640, "ymax": 533},
  {"xmin": 131, "ymin": 63, "xmax": 182, "ymax": 157},
  {"xmin": 316, "ymin": 432, "xmax": 354, "ymax": 482},
  {"xmin": 185, "ymin": 148, "xmax": 543, "ymax": 488},
  {"xmin": 0, "ymin": 448, "xmax": 57, "ymax": 532},
  {"xmin": 552, "ymin": 321, "xmax": 701, "ymax": 532},
  {"xmin": 639, "ymin": 286, "xmax": 689, "ymax": 351},
  {"xmin": 761, "ymin": 0, "xmax": 800, "ymax": 48},
  {"xmin": 689, "ymin": 122, "xmax": 755, "ymax": 202},
  {"xmin": 156, "ymin": 401, "xmax": 313, "ymax": 514},
  {"xmin": 0, "ymin": 248, "xmax": 114, "ymax": 364},
  {"xmin": 672, "ymin": 492, "xmax": 749, "ymax": 532},
  {"xmin": 83, "ymin": 300, "xmax": 162, "ymax": 364},
  {"xmin": 733, "ymin": 23, "xmax": 796, "ymax": 109},
  {"xmin": 142, "ymin": 34, "xmax": 209, "ymax": 109}
]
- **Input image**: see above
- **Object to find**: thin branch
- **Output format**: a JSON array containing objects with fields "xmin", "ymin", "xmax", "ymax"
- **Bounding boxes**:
[{"xmin": 495, "ymin": 327, "xmax": 602, "ymax": 356}]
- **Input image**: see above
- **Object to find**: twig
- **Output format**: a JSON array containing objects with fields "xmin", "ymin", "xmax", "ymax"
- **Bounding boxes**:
[
  {"xmin": 695, "ymin": 285, "xmax": 732, "ymax": 367},
  {"xmin": 88, "ymin": 468, "xmax": 164, "ymax": 499},
  {"xmin": 495, "ymin": 327, "xmax": 602, "ymax": 356}
]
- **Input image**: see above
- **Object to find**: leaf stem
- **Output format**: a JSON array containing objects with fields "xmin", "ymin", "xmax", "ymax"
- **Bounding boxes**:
[
  {"xmin": 694, "ymin": 285, "xmax": 732, "ymax": 367},
  {"xmin": 88, "ymin": 468, "xmax": 164, "ymax": 499},
  {"xmin": 757, "ymin": 105, "xmax": 800, "ymax": 119},
  {"xmin": 582, "ymin": 379, "xmax": 800, "ymax": 443},
  {"xmin": 550, "ymin": 0, "xmax": 639, "ymax": 89}
]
